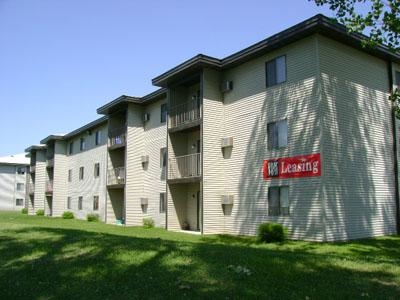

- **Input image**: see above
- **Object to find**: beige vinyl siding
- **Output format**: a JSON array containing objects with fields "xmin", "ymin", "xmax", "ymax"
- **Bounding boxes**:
[
  {"xmin": 67, "ymin": 123, "xmax": 108, "ymax": 221},
  {"xmin": 52, "ymin": 140, "xmax": 68, "ymax": 217},
  {"xmin": 33, "ymin": 150, "xmax": 46, "ymax": 214},
  {"xmin": 142, "ymin": 99, "xmax": 167, "ymax": 227},
  {"xmin": 219, "ymin": 36, "xmax": 323, "ymax": 240},
  {"xmin": 202, "ymin": 68, "xmax": 225, "ymax": 234},
  {"xmin": 125, "ymin": 104, "xmax": 145, "ymax": 226},
  {"xmin": 319, "ymin": 35, "xmax": 396, "ymax": 241}
]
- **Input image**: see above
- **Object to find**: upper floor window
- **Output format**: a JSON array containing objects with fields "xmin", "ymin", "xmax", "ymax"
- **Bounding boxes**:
[
  {"xmin": 79, "ymin": 167, "xmax": 84, "ymax": 180},
  {"xmin": 16, "ymin": 183, "xmax": 25, "ymax": 191},
  {"xmin": 69, "ymin": 142, "xmax": 74, "ymax": 155},
  {"xmin": 68, "ymin": 169, "xmax": 72, "ymax": 182},
  {"xmin": 396, "ymin": 71, "xmax": 400, "ymax": 87},
  {"xmin": 95, "ymin": 130, "xmax": 101, "ymax": 146},
  {"xmin": 268, "ymin": 186, "xmax": 289, "ymax": 216},
  {"xmin": 266, "ymin": 55, "xmax": 286, "ymax": 87},
  {"xmin": 67, "ymin": 197, "xmax": 72, "ymax": 209},
  {"xmin": 17, "ymin": 167, "xmax": 25, "ymax": 175},
  {"xmin": 93, "ymin": 195, "xmax": 99, "ymax": 211},
  {"xmin": 94, "ymin": 163, "xmax": 100, "ymax": 178},
  {"xmin": 267, "ymin": 119, "xmax": 288, "ymax": 149},
  {"xmin": 160, "ymin": 103, "xmax": 167, "ymax": 123},
  {"xmin": 160, "ymin": 147, "xmax": 167, "ymax": 168},
  {"xmin": 80, "ymin": 138, "xmax": 85, "ymax": 151},
  {"xmin": 159, "ymin": 192, "xmax": 166, "ymax": 213},
  {"xmin": 16, "ymin": 198, "xmax": 24, "ymax": 206}
]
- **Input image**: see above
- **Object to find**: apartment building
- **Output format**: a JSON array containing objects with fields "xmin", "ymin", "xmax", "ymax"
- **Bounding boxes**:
[
  {"xmin": 24, "ymin": 14, "xmax": 400, "ymax": 241},
  {"xmin": 0, "ymin": 154, "xmax": 29, "ymax": 211},
  {"xmin": 97, "ymin": 89, "xmax": 167, "ymax": 226}
]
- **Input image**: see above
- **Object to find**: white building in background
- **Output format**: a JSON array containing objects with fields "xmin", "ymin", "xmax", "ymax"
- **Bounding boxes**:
[{"xmin": 0, "ymin": 153, "xmax": 29, "ymax": 211}]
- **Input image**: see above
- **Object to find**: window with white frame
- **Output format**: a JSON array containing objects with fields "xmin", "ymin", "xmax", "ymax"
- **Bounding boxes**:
[
  {"xmin": 80, "ymin": 138, "xmax": 85, "ymax": 151},
  {"xmin": 78, "ymin": 196, "xmax": 83, "ymax": 210},
  {"xmin": 16, "ymin": 198, "xmax": 23, "ymax": 206},
  {"xmin": 95, "ymin": 130, "xmax": 101, "ymax": 146},
  {"xmin": 266, "ymin": 55, "xmax": 286, "ymax": 87},
  {"xmin": 93, "ymin": 196, "xmax": 99, "ymax": 211},
  {"xmin": 268, "ymin": 186, "xmax": 290, "ymax": 216},
  {"xmin": 160, "ymin": 192, "xmax": 166, "ymax": 213},
  {"xmin": 16, "ymin": 183, "xmax": 25, "ymax": 191},
  {"xmin": 160, "ymin": 147, "xmax": 167, "ymax": 168},
  {"xmin": 160, "ymin": 103, "xmax": 167, "ymax": 123},
  {"xmin": 94, "ymin": 163, "xmax": 100, "ymax": 178},
  {"xmin": 267, "ymin": 119, "xmax": 288, "ymax": 149},
  {"xmin": 17, "ymin": 167, "xmax": 25, "ymax": 174},
  {"xmin": 67, "ymin": 197, "xmax": 72, "ymax": 209},
  {"xmin": 68, "ymin": 169, "xmax": 72, "ymax": 182},
  {"xmin": 79, "ymin": 167, "xmax": 84, "ymax": 180}
]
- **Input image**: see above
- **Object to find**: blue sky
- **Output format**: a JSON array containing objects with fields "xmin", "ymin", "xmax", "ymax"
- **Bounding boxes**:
[{"xmin": 0, "ymin": 0, "xmax": 333, "ymax": 156}]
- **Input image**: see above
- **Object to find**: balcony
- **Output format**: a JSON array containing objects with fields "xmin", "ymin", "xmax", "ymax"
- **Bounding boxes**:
[
  {"xmin": 45, "ymin": 180, "xmax": 53, "ymax": 195},
  {"xmin": 46, "ymin": 158, "xmax": 54, "ymax": 168},
  {"xmin": 107, "ymin": 167, "xmax": 125, "ymax": 188},
  {"xmin": 30, "ymin": 165, "xmax": 36, "ymax": 173},
  {"xmin": 168, "ymin": 153, "xmax": 201, "ymax": 183},
  {"xmin": 28, "ymin": 183, "xmax": 35, "ymax": 195},
  {"xmin": 169, "ymin": 98, "xmax": 201, "ymax": 131},
  {"xmin": 108, "ymin": 127, "xmax": 126, "ymax": 150}
]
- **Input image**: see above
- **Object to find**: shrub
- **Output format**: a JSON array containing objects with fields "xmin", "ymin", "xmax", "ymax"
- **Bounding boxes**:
[
  {"xmin": 62, "ymin": 211, "xmax": 74, "ymax": 219},
  {"xmin": 35, "ymin": 209, "xmax": 45, "ymax": 216},
  {"xmin": 258, "ymin": 222, "xmax": 287, "ymax": 243},
  {"xmin": 143, "ymin": 218, "xmax": 154, "ymax": 228},
  {"xmin": 87, "ymin": 213, "xmax": 99, "ymax": 222},
  {"xmin": 21, "ymin": 208, "xmax": 28, "ymax": 214}
]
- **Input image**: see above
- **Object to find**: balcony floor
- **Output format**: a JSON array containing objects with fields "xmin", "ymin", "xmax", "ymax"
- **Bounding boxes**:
[
  {"xmin": 167, "ymin": 176, "xmax": 202, "ymax": 185},
  {"xmin": 168, "ymin": 120, "xmax": 201, "ymax": 133}
]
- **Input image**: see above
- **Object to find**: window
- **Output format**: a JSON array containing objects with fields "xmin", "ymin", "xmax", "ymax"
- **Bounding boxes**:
[
  {"xmin": 160, "ymin": 103, "xmax": 167, "ymax": 123},
  {"xmin": 68, "ymin": 169, "xmax": 72, "ymax": 182},
  {"xmin": 266, "ymin": 55, "xmax": 286, "ymax": 87},
  {"xmin": 67, "ymin": 197, "xmax": 71, "ymax": 209},
  {"xmin": 17, "ymin": 167, "xmax": 25, "ymax": 175},
  {"xmin": 396, "ymin": 71, "xmax": 400, "ymax": 87},
  {"xmin": 80, "ymin": 138, "xmax": 85, "ymax": 151},
  {"xmin": 93, "ymin": 196, "xmax": 99, "ymax": 211},
  {"xmin": 69, "ymin": 142, "xmax": 74, "ymax": 155},
  {"xmin": 78, "ymin": 196, "xmax": 83, "ymax": 210},
  {"xmin": 268, "ymin": 186, "xmax": 289, "ymax": 216},
  {"xmin": 160, "ymin": 147, "xmax": 167, "ymax": 168},
  {"xmin": 16, "ymin": 183, "xmax": 24, "ymax": 191},
  {"xmin": 94, "ymin": 163, "xmax": 100, "ymax": 178},
  {"xmin": 79, "ymin": 167, "xmax": 84, "ymax": 180},
  {"xmin": 267, "ymin": 119, "xmax": 288, "ymax": 149},
  {"xmin": 95, "ymin": 130, "xmax": 101, "ymax": 145},
  {"xmin": 160, "ymin": 193, "xmax": 166, "ymax": 213},
  {"xmin": 16, "ymin": 198, "xmax": 23, "ymax": 206}
]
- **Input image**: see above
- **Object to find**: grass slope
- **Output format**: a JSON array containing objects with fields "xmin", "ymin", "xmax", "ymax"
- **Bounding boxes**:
[{"xmin": 0, "ymin": 211, "xmax": 399, "ymax": 299}]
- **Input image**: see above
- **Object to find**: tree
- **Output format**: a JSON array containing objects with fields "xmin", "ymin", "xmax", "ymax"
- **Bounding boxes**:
[{"xmin": 311, "ymin": 0, "xmax": 400, "ymax": 116}]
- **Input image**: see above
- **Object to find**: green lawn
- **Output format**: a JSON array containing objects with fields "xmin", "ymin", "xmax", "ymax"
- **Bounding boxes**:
[{"xmin": 0, "ymin": 212, "xmax": 399, "ymax": 299}]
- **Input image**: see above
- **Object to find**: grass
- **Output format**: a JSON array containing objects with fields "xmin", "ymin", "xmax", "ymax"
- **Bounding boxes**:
[{"xmin": 0, "ymin": 212, "xmax": 399, "ymax": 299}]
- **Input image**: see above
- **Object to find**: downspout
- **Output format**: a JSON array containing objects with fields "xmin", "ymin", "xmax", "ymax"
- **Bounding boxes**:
[{"xmin": 388, "ymin": 61, "xmax": 400, "ymax": 234}]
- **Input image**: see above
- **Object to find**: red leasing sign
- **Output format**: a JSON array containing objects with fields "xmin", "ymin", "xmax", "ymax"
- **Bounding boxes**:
[{"xmin": 263, "ymin": 153, "xmax": 321, "ymax": 180}]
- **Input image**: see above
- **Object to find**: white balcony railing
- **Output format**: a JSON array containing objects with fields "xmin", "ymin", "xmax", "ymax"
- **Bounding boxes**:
[
  {"xmin": 169, "ymin": 153, "xmax": 201, "ymax": 180},
  {"xmin": 45, "ymin": 180, "xmax": 53, "ymax": 193},
  {"xmin": 169, "ymin": 98, "xmax": 201, "ymax": 129},
  {"xmin": 30, "ymin": 165, "xmax": 36, "ymax": 173},
  {"xmin": 46, "ymin": 158, "xmax": 54, "ymax": 168},
  {"xmin": 108, "ymin": 127, "xmax": 126, "ymax": 148},
  {"xmin": 107, "ymin": 167, "xmax": 125, "ymax": 186}
]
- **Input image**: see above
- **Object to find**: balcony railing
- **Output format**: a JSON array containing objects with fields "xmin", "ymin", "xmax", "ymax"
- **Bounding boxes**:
[
  {"xmin": 30, "ymin": 165, "xmax": 36, "ymax": 173},
  {"xmin": 108, "ymin": 127, "xmax": 126, "ymax": 149},
  {"xmin": 45, "ymin": 180, "xmax": 53, "ymax": 194},
  {"xmin": 107, "ymin": 167, "xmax": 125, "ymax": 186},
  {"xmin": 169, "ymin": 153, "xmax": 201, "ymax": 180},
  {"xmin": 169, "ymin": 98, "xmax": 201, "ymax": 129},
  {"xmin": 46, "ymin": 158, "xmax": 54, "ymax": 168},
  {"xmin": 28, "ymin": 183, "xmax": 35, "ymax": 195}
]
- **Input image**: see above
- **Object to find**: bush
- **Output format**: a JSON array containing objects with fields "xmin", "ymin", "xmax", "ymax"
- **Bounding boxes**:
[
  {"xmin": 62, "ymin": 211, "xmax": 74, "ymax": 219},
  {"xmin": 143, "ymin": 218, "xmax": 154, "ymax": 228},
  {"xmin": 258, "ymin": 222, "xmax": 287, "ymax": 243},
  {"xmin": 35, "ymin": 209, "xmax": 45, "ymax": 216},
  {"xmin": 87, "ymin": 213, "xmax": 99, "ymax": 222},
  {"xmin": 21, "ymin": 208, "xmax": 28, "ymax": 214}
]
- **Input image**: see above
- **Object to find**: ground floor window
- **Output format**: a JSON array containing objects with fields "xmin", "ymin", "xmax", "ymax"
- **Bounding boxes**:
[
  {"xmin": 159, "ymin": 193, "xmax": 166, "ymax": 213},
  {"xmin": 78, "ymin": 196, "xmax": 83, "ymax": 210},
  {"xmin": 16, "ymin": 198, "xmax": 23, "ymax": 206},
  {"xmin": 93, "ymin": 196, "xmax": 99, "ymax": 211},
  {"xmin": 67, "ymin": 197, "xmax": 71, "ymax": 209},
  {"xmin": 268, "ymin": 186, "xmax": 289, "ymax": 216}
]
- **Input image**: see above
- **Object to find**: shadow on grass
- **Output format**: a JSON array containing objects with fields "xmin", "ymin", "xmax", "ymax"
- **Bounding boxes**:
[{"xmin": 0, "ymin": 226, "xmax": 399, "ymax": 299}]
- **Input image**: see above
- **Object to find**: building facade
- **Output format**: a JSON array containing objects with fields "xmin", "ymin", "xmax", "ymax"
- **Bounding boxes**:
[
  {"xmin": 0, "ymin": 154, "xmax": 29, "ymax": 211},
  {"xmin": 23, "ymin": 14, "xmax": 400, "ymax": 241}
]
